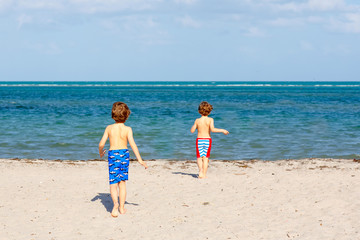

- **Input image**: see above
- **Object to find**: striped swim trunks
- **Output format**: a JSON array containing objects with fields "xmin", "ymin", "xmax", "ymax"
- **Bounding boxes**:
[
  {"xmin": 196, "ymin": 138, "xmax": 212, "ymax": 158},
  {"xmin": 108, "ymin": 149, "xmax": 130, "ymax": 184}
]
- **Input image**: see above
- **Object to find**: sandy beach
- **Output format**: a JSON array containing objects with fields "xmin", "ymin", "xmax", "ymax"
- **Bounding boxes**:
[{"xmin": 0, "ymin": 158, "xmax": 359, "ymax": 240}]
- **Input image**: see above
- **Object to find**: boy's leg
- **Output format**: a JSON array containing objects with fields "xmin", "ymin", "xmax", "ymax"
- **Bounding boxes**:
[
  {"xmin": 119, "ymin": 181, "xmax": 127, "ymax": 214},
  {"xmin": 202, "ymin": 157, "xmax": 209, "ymax": 178},
  {"xmin": 110, "ymin": 183, "xmax": 119, "ymax": 217},
  {"xmin": 197, "ymin": 158, "xmax": 204, "ymax": 178}
]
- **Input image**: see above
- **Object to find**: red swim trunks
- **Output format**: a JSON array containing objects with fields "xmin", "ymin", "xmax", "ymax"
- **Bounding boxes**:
[{"xmin": 196, "ymin": 138, "xmax": 212, "ymax": 158}]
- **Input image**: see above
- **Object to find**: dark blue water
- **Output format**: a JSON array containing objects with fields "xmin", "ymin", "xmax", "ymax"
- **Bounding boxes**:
[{"xmin": 1, "ymin": 81, "xmax": 360, "ymax": 160}]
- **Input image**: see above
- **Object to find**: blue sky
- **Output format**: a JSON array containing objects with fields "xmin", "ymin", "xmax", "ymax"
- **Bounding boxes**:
[{"xmin": 1, "ymin": 0, "xmax": 360, "ymax": 81}]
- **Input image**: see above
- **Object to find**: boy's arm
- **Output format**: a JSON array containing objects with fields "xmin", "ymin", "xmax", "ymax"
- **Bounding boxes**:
[
  {"xmin": 128, "ymin": 127, "xmax": 148, "ymax": 169},
  {"xmin": 99, "ymin": 127, "xmax": 109, "ymax": 158},
  {"xmin": 210, "ymin": 118, "xmax": 229, "ymax": 135},
  {"xmin": 190, "ymin": 120, "xmax": 197, "ymax": 133}
]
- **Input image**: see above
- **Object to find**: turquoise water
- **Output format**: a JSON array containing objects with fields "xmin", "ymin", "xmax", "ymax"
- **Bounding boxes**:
[{"xmin": 1, "ymin": 81, "xmax": 360, "ymax": 160}]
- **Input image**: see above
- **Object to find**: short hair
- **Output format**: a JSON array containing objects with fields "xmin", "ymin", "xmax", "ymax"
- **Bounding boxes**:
[
  {"xmin": 198, "ymin": 101, "xmax": 213, "ymax": 116},
  {"xmin": 112, "ymin": 102, "xmax": 131, "ymax": 123}
]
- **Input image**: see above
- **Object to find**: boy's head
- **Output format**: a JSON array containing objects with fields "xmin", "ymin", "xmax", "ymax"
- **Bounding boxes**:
[
  {"xmin": 112, "ymin": 102, "xmax": 131, "ymax": 123},
  {"xmin": 198, "ymin": 101, "xmax": 213, "ymax": 116}
]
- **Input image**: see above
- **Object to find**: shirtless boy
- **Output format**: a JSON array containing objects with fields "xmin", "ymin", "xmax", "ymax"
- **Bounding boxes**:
[
  {"xmin": 99, "ymin": 102, "xmax": 147, "ymax": 217},
  {"xmin": 190, "ymin": 101, "xmax": 229, "ymax": 179}
]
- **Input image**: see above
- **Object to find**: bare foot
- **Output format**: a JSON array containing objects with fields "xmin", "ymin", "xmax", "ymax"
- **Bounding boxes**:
[
  {"xmin": 119, "ymin": 208, "xmax": 127, "ymax": 214},
  {"xmin": 111, "ymin": 205, "xmax": 119, "ymax": 218},
  {"xmin": 198, "ymin": 171, "xmax": 204, "ymax": 179},
  {"xmin": 199, "ymin": 173, "xmax": 208, "ymax": 179}
]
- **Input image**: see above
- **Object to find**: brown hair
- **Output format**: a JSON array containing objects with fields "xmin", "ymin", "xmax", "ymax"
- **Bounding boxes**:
[
  {"xmin": 198, "ymin": 101, "xmax": 213, "ymax": 116},
  {"xmin": 112, "ymin": 102, "xmax": 131, "ymax": 123}
]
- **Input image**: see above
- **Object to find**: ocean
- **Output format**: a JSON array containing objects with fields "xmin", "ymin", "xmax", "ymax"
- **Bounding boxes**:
[{"xmin": 1, "ymin": 81, "xmax": 360, "ymax": 161}]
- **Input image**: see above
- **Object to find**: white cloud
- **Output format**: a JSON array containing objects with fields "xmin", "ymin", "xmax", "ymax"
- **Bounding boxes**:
[
  {"xmin": 306, "ymin": 16, "xmax": 324, "ymax": 23},
  {"xmin": 174, "ymin": 0, "xmax": 197, "ymax": 5},
  {"xmin": 344, "ymin": 13, "xmax": 360, "ymax": 33},
  {"xmin": 300, "ymin": 41, "xmax": 314, "ymax": 50},
  {"xmin": 268, "ymin": 17, "xmax": 305, "ymax": 26},
  {"xmin": 17, "ymin": 14, "xmax": 32, "ymax": 28},
  {"xmin": 146, "ymin": 17, "xmax": 156, "ymax": 27},
  {"xmin": 244, "ymin": 27, "xmax": 265, "ymax": 37},
  {"xmin": 257, "ymin": 0, "xmax": 360, "ymax": 34},
  {"xmin": 307, "ymin": 0, "xmax": 344, "ymax": 11},
  {"xmin": 16, "ymin": 14, "xmax": 59, "ymax": 30},
  {"xmin": 101, "ymin": 15, "xmax": 157, "ymax": 31},
  {"xmin": 16, "ymin": 0, "xmax": 63, "ymax": 10},
  {"xmin": 330, "ymin": 12, "xmax": 360, "ymax": 33},
  {"xmin": 229, "ymin": 14, "xmax": 244, "ymax": 21},
  {"xmin": 4, "ymin": 0, "xmax": 360, "ymax": 36},
  {"xmin": 0, "ymin": 0, "xmax": 13, "ymax": 11},
  {"xmin": 177, "ymin": 15, "xmax": 201, "ymax": 28},
  {"xmin": 266, "ymin": 15, "xmax": 326, "ymax": 27},
  {"xmin": 99, "ymin": 15, "xmax": 170, "ymax": 45},
  {"xmin": 139, "ymin": 30, "xmax": 171, "ymax": 45},
  {"xmin": 46, "ymin": 42, "xmax": 62, "ymax": 54},
  {"xmin": 69, "ymin": 0, "xmax": 161, "ymax": 13},
  {"xmin": 23, "ymin": 41, "xmax": 62, "ymax": 54},
  {"xmin": 0, "ymin": 0, "xmax": 162, "ymax": 13},
  {"xmin": 100, "ymin": 18, "xmax": 119, "ymax": 31},
  {"xmin": 322, "ymin": 43, "xmax": 350, "ymax": 55},
  {"xmin": 266, "ymin": 0, "xmax": 346, "ymax": 12},
  {"xmin": 273, "ymin": 2, "xmax": 304, "ymax": 12}
]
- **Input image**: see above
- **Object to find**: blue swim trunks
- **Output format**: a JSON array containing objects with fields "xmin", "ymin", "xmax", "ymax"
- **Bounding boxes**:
[{"xmin": 108, "ymin": 149, "xmax": 130, "ymax": 184}]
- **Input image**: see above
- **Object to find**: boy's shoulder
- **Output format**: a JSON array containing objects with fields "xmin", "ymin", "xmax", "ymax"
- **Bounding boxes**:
[
  {"xmin": 105, "ymin": 123, "xmax": 131, "ymax": 130},
  {"xmin": 106, "ymin": 123, "xmax": 117, "ymax": 128},
  {"xmin": 121, "ymin": 124, "xmax": 132, "ymax": 132},
  {"xmin": 195, "ymin": 117, "xmax": 202, "ymax": 123},
  {"xmin": 196, "ymin": 116, "xmax": 213, "ymax": 123},
  {"xmin": 206, "ymin": 117, "xmax": 213, "ymax": 123},
  {"xmin": 202, "ymin": 116, "xmax": 213, "ymax": 121}
]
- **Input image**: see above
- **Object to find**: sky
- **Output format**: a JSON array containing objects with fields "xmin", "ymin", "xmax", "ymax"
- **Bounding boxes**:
[{"xmin": 0, "ymin": 0, "xmax": 360, "ymax": 82}]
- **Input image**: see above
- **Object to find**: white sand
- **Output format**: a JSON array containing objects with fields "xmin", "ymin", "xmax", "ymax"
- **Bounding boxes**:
[{"xmin": 0, "ymin": 158, "xmax": 359, "ymax": 240}]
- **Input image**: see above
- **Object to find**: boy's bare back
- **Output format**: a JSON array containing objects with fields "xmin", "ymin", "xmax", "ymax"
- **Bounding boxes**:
[
  {"xmin": 194, "ymin": 116, "xmax": 213, "ymax": 138},
  {"xmin": 192, "ymin": 116, "xmax": 229, "ymax": 137},
  {"xmin": 99, "ymin": 122, "xmax": 143, "ymax": 163},
  {"xmin": 106, "ymin": 123, "xmax": 131, "ymax": 150}
]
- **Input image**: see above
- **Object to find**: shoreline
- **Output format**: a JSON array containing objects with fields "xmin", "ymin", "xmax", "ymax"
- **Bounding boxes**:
[
  {"xmin": 1, "ymin": 158, "xmax": 359, "ymax": 239},
  {"xmin": 2, "ymin": 157, "xmax": 359, "ymax": 162}
]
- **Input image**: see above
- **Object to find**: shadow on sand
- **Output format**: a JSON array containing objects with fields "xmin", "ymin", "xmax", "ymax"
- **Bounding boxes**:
[
  {"xmin": 172, "ymin": 171, "xmax": 198, "ymax": 179},
  {"xmin": 91, "ymin": 193, "xmax": 139, "ymax": 213}
]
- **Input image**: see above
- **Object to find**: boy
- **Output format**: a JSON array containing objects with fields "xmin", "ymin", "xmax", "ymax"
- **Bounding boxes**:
[
  {"xmin": 191, "ymin": 101, "xmax": 229, "ymax": 179},
  {"xmin": 99, "ymin": 102, "xmax": 147, "ymax": 217}
]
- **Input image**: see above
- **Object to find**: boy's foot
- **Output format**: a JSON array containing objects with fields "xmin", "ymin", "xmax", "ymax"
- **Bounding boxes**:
[
  {"xmin": 199, "ymin": 173, "xmax": 207, "ymax": 179},
  {"xmin": 111, "ymin": 209, "xmax": 119, "ymax": 218},
  {"xmin": 119, "ymin": 208, "xmax": 127, "ymax": 214},
  {"xmin": 198, "ymin": 171, "xmax": 204, "ymax": 179},
  {"xmin": 111, "ymin": 204, "xmax": 119, "ymax": 218}
]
